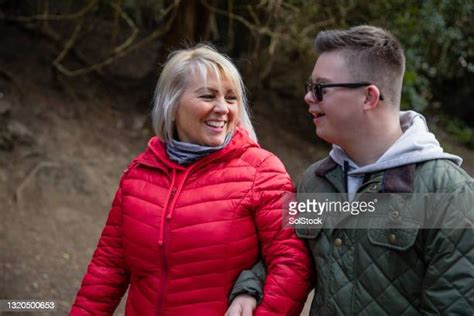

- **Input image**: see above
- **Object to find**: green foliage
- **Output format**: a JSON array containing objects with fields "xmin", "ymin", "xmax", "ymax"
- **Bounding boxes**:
[
  {"xmin": 439, "ymin": 116, "xmax": 474, "ymax": 148},
  {"xmin": 200, "ymin": 0, "xmax": 473, "ymax": 125},
  {"xmin": 446, "ymin": 121, "xmax": 473, "ymax": 148},
  {"xmin": 391, "ymin": 0, "xmax": 473, "ymax": 113},
  {"xmin": 303, "ymin": 0, "xmax": 473, "ymax": 118}
]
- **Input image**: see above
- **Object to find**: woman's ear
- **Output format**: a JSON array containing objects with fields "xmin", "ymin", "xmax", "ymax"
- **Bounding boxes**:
[{"xmin": 363, "ymin": 85, "xmax": 382, "ymax": 110}]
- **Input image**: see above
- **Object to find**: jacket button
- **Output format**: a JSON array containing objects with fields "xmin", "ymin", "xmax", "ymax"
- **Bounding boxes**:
[
  {"xmin": 334, "ymin": 238, "xmax": 343, "ymax": 247},
  {"xmin": 390, "ymin": 210, "xmax": 401, "ymax": 221},
  {"xmin": 388, "ymin": 234, "xmax": 397, "ymax": 245}
]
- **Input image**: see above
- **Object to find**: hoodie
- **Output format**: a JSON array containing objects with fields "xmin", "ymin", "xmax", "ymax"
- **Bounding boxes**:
[{"xmin": 329, "ymin": 110, "xmax": 463, "ymax": 200}]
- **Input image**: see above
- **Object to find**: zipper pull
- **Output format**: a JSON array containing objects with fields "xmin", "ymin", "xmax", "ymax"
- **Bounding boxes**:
[
  {"xmin": 170, "ymin": 187, "xmax": 177, "ymax": 198},
  {"xmin": 167, "ymin": 187, "xmax": 178, "ymax": 220}
]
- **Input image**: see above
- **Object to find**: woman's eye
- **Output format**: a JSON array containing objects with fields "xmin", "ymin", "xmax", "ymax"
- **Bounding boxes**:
[
  {"xmin": 200, "ymin": 94, "xmax": 214, "ymax": 99},
  {"xmin": 226, "ymin": 96, "xmax": 237, "ymax": 102}
]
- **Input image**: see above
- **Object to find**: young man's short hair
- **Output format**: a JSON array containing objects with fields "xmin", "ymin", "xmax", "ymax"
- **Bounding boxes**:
[{"xmin": 315, "ymin": 25, "xmax": 405, "ymax": 108}]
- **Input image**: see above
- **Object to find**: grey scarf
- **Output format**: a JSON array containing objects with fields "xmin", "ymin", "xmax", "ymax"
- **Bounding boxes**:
[{"xmin": 166, "ymin": 133, "xmax": 233, "ymax": 165}]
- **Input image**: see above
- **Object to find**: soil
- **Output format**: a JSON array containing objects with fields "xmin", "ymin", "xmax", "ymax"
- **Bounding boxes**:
[{"xmin": 1, "ymin": 25, "xmax": 472, "ymax": 316}]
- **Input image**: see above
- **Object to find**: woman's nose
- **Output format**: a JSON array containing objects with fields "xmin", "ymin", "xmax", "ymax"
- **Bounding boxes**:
[{"xmin": 213, "ymin": 98, "xmax": 229, "ymax": 114}]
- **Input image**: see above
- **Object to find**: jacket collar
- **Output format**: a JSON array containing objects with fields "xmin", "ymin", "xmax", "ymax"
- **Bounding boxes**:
[
  {"xmin": 382, "ymin": 163, "xmax": 416, "ymax": 193},
  {"xmin": 315, "ymin": 156, "xmax": 338, "ymax": 177},
  {"xmin": 134, "ymin": 128, "xmax": 258, "ymax": 172},
  {"xmin": 315, "ymin": 156, "xmax": 416, "ymax": 193}
]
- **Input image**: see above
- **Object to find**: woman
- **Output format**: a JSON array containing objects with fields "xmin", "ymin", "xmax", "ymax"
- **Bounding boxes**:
[{"xmin": 70, "ymin": 44, "xmax": 311, "ymax": 315}]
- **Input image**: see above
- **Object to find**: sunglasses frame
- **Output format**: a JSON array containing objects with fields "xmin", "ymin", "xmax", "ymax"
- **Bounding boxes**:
[{"xmin": 304, "ymin": 82, "xmax": 384, "ymax": 101}]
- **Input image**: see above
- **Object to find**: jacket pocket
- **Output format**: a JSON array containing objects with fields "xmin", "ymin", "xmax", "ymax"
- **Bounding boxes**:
[
  {"xmin": 367, "ymin": 194, "xmax": 423, "ymax": 251},
  {"xmin": 368, "ymin": 227, "xmax": 419, "ymax": 251},
  {"xmin": 367, "ymin": 208, "xmax": 421, "ymax": 251}
]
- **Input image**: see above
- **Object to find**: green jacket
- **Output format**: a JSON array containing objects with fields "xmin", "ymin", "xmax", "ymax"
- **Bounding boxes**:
[
  {"xmin": 297, "ymin": 157, "xmax": 473, "ymax": 315},
  {"xmin": 230, "ymin": 157, "xmax": 473, "ymax": 315}
]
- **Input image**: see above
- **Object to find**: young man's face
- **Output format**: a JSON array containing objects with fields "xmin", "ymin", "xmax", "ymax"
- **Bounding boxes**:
[{"xmin": 304, "ymin": 51, "xmax": 367, "ymax": 146}]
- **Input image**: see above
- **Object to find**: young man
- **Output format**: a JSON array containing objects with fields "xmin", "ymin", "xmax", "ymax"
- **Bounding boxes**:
[{"xmin": 227, "ymin": 25, "xmax": 473, "ymax": 315}]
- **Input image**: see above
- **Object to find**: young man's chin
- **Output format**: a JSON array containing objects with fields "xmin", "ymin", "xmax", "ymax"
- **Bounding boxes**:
[{"xmin": 315, "ymin": 128, "xmax": 329, "ymax": 142}]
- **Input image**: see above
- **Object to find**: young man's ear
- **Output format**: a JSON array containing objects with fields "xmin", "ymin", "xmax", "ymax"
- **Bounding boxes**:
[{"xmin": 363, "ymin": 85, "xmax": 382, "ymax": 110}]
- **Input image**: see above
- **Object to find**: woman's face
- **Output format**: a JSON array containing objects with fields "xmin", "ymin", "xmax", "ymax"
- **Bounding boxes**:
[{"xmin": 175, "ymin": 70, "xmax": 239, "ymax": 146}]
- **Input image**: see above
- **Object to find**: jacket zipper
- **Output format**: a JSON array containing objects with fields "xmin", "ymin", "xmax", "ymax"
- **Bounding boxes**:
[
  {"xmin": 135, "ymin": 158, "xmax": 200, "ymax": 315},
  {"xmin": 157, "ymin": 179, "xmax": 177, "ymax": 315},
  {"xmin": 158, "ymin": 224, "xmax": 169, "ymax": 316},
  {"xmin": 157, "ymin": 168, "xmax": 192, "ymax": 315}
]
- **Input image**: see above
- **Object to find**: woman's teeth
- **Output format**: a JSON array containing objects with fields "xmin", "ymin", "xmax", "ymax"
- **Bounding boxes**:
[{"xmin": 205, "ymin": 120, "xmax": 226, "ymax": 128}]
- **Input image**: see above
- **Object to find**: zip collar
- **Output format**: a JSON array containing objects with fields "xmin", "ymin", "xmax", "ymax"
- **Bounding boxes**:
[{"xmin": 135, "ymin": 128, "xmax": 258, "ymax": 172}]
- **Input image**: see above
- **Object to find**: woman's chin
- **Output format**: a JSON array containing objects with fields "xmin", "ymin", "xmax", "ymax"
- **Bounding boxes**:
[
  {"xmin": 202, "ymin": 135, "xmax": 226, "ymax": 147},
  {"xmin": 206, "ymin": 139, "xmax": 225, "ymax": 147}
]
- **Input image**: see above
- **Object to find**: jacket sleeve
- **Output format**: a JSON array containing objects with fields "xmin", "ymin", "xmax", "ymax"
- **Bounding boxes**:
[
  {"xmin": 228, "ymin": 260, "xmax": 266, "ymax": 304},
  {"xmin": 70, "ymin": 185, "xmax": 130, "ymax": 315},
  {"xmin": 420, "ymin": 181, "xmax": 474, "ymax": 315},
  {"xmin": 251, "ymin": 154, "xmax": 313, "ymax": 316}
]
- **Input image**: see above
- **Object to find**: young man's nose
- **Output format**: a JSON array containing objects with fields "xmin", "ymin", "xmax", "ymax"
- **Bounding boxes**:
[{"xmin": 304, "ymin": 90, "xmax": 318, "ymax": 105}]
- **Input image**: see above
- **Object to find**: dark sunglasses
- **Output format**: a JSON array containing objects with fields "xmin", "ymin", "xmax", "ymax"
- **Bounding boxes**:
[{"xmin": 304, "ymin": 82, "xmax": 384, "ymax": 101}]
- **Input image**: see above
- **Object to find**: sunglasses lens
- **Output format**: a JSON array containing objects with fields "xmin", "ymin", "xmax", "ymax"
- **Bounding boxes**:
[
  {"xmin": 315, "ymin": 85, "xmax": 322, "ymax": 101},
  {"xmin": 304, "ymin": 83, "xmax": 323, "ymax": 101}
]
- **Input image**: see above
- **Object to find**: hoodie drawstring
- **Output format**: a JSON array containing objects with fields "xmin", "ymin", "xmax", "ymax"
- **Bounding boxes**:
[{"xmin": 344, "ymin": 161, "xmax": 349, "ymax": 193}]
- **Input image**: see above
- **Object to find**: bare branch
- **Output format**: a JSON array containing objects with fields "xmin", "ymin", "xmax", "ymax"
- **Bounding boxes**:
[
  {"xmin": 112, "ymin": 0, "xmax": 123, "ymax": 44},
  {"xmin": 300, "ymin": 18, "xmax": 336, "ymax": 37},
  {"xmin": 53, "ymin": 1, "xmax": 179, "ymax": 77},
  {"xmin": 227, "ymin": 0, "xmax": 234, "ymax": 51},
  {"xmin": 108, "ymin": 0, "xmax": 139, "ymax": 54},
  {"xmin": 53, "ymin": 19, "xmax": 84, "ymax": 66},
  {"xmin": 200, "ymin": 0, "xmax": 287, "ymax": 40},
  {"xmin": 4, "ymin": 0, "xmax": 99, "ymax": 22}
]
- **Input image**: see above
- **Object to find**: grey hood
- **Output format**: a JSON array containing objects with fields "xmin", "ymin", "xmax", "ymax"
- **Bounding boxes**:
[{"xmin": 329, "ymin": 110, "xmax": 462, "ymax": 198}]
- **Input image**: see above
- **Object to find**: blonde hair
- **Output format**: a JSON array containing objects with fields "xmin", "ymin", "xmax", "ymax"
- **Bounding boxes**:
[{"xmin": 152, "ymin": 44, "xmax": 256, "ymax": 143}]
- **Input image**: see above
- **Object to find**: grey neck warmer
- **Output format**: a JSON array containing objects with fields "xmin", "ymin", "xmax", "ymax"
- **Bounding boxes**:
[{"xmin": 166, "ymin": 132, "xmax": 233, "ymax": 165}]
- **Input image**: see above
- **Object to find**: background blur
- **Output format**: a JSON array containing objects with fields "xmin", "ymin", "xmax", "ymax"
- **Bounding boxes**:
[{"xmin": 0, "ymin": 1, "xmax": 472, "ymax": 315}]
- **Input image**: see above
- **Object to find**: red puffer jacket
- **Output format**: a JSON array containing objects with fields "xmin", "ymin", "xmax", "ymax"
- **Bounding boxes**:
[{"xmin": 70, "ymin": 129, "xmax": 312, "ymax": 316}]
